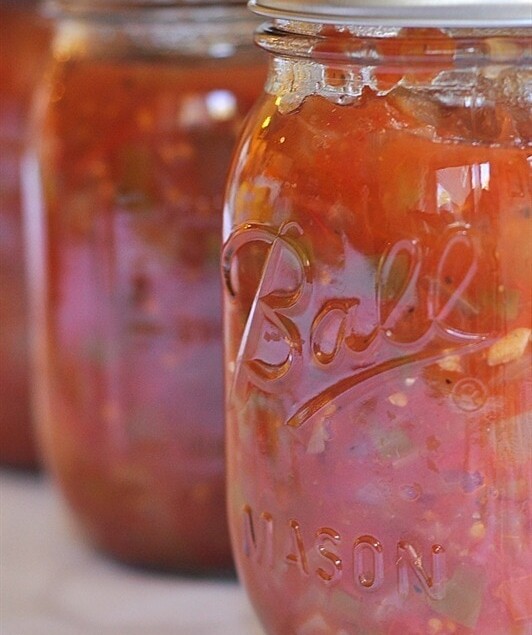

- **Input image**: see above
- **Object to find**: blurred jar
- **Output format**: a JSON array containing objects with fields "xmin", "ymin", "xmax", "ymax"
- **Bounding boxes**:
[
  {"xmin": 222, "ymin": 0, "xmax": 531, "ymax": 632},
  {"xmin": 25, "ymin": 0, "xmax": 265, "ymax": 572},
  {"xmin": 0, "ymin": 0, "xmax": 50, "ymax": 469}
]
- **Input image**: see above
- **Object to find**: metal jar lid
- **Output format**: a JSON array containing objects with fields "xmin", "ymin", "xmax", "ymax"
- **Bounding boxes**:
[
  {"xmin": 49, "ymin": 0, "xmax": 247, "ymax": 11},
  {"xmin": 248, "ymin": 0, "xmax": 532, "ymax": 27}
]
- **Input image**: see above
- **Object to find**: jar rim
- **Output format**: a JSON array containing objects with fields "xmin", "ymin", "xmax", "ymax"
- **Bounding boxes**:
[{"xmin": 249, "ymin": 0, "xmax": 532, "ymax": 27}]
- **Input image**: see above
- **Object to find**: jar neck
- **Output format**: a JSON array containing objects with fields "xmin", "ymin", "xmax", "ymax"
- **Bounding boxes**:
[
  {"xmin": 256, "ymin": 21, "xmax": 532, "ymax": 68},
  {"xmin": 49, "ymin": 3, "xmax": 260, "ymax": 60},
  {"xmin": 259, "ymin": 21, "xmax": 532, "ymax": 135}
]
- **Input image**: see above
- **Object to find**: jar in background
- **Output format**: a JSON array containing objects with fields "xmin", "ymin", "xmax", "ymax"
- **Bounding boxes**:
[
  {"xmin": 0, "ymin": 0, "xmax": 50, "ymax": 469},
  {"xmin": 222, "ymin": 1, "xmax": 531, "ymax": 631},
  {"xmin": 26, "ymin": 0, "xmax": 265, "ymax": 572}
]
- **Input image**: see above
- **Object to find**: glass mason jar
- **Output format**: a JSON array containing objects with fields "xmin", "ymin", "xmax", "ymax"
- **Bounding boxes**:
[
  {"xmin": 25, "ymin": 0, "xmax": 265, "ymax": 571},
  {"xmin": 0, "ymin": 0, "xmax": 50, "ymax": 469},
  {"xmin": 222, "ymin": 0, "xmax": 531, "ymax": 632}
]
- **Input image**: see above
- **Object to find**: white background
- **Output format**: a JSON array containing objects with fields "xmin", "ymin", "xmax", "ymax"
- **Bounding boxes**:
[{"xmin": 0, "ymin": 471, "xmax": 265, "ymax": 635}]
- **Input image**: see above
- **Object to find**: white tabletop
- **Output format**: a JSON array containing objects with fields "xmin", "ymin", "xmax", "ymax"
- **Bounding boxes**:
[{"xmin": 0, "ymin": 470, "xmax": 265, "ymax": 635}]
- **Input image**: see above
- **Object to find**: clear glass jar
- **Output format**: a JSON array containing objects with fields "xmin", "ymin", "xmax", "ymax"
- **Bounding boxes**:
[
  {"xmin": 25, "ymin": 0, "xmax": 265, "ymax": 572},
  {"xmin": 0, "ymin": 1, "xmax": 50, "ymax": 469},
  {"xmin": 222, "ymin": 1, "xmax": 531, "ymax": 631}
]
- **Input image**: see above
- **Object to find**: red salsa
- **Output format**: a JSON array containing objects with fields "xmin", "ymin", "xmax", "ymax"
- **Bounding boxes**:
[
  {"xmin": 0, "ymin": 1, "xmax": 50, "ymax": 468},
  {"xmin": 223, "ymin": 28, "xmax": 531, "ymax": 634},
  {"xmin": 32, "ymin": 20, "xmax": 265, "ymax": 571}
]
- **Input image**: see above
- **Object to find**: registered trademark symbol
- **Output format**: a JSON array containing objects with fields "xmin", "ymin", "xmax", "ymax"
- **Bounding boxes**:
[{"xmin": 451, "ymin": 378, "xmax": 488, "ymax": 412}]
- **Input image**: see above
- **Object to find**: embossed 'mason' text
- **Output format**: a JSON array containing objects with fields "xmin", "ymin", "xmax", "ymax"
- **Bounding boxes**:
[{"xmin": 241, "ymin": 504, "xmax": 447, "ymax": 601}]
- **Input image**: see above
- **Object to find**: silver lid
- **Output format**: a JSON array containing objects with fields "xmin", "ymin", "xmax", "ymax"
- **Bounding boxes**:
[
  {"xmin": 249, "ymin": 0, "xmax": 532, "ymax": 27},
  {"xmin": 49, "ymin": 0, "xmax": 246, "ymax": 10}
]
